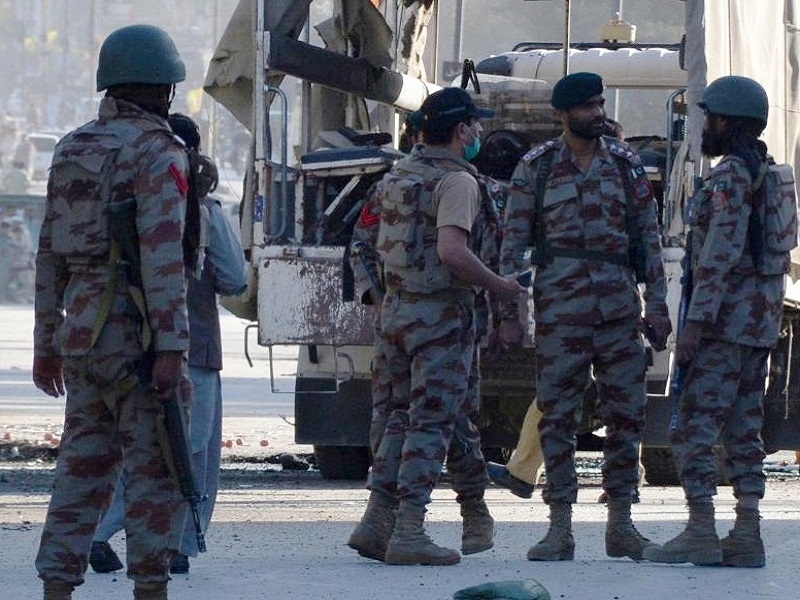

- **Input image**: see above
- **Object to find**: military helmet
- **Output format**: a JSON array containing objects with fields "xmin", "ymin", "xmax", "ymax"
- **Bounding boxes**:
[
  {"xmin": 698, "ymin": 76, "xmax": 769, "ymax": 124},
  {"xmin": 96, "ymin": 24, "xmax": 186, "ymax": 91}
]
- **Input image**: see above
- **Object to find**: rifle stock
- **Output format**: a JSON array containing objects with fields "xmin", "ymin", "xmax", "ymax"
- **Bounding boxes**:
[{"xmin": 160, "ymin": 388, "xmax": 207, "ymax": 553}]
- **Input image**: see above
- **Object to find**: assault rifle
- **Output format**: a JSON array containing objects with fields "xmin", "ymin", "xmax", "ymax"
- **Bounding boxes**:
[
  {"xmin": 109, "ymin": 199, "xmax": 207, "ymax": 552},
  {"xmin": 668, "ymin": 177, "xmax": 702, "ymax": 431},
  {"xmin": 160, "ymin": 386, "xmax": 207, "ymax": 553}
]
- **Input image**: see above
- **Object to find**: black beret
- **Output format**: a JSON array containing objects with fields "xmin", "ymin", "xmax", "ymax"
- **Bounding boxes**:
[{"xmin": 551, "ymin": 72, "xmax": 604, "ymax": 111}]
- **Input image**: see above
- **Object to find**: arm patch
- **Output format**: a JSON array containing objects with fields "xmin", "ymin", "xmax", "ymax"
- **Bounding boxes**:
[{"xmin": 169, "ymin": 163, "xmax": 189, "ymax": 197}]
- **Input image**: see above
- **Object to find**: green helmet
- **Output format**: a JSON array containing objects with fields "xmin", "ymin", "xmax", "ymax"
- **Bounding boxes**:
[
  {"xmin": 96, "ymin": 24, "xmax": 186, "ymax": 91},
  {"xmin": 698, "ymin": 75, "xmax": 769, "ymax": 124}
]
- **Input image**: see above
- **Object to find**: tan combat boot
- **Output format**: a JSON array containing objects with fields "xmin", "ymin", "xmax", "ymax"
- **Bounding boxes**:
[
  {"xmin": 384, "ymin": 501, "xmax": 460, "ymax": 565},
  {"xmin": 720, "ymin": 506, "xmax": 765, "ymax": 568},
  {"xmin": 43, "ymin": 581, "xmax": 73, "ymax": 600},
  {"xmin": 642, "ymin": 498, "xmax": 722, "ymax": 565},
  {"xmin": 606, "ymin": 497, "xmax": 656, "ymax": 560},
  {"xmin": 527, "ymin": 502, "xmax": 574, "ymax": 561},
  {"xmin": 460, "ymin": 498, "xmax": 495, "ymax": 555},
  {"xmin": 133, "ymin": 581, "xmax": 168, "ymax": 600},
  {"xmin": 347, "ymin": 491, "xmax": 397, "ymax": 562}
]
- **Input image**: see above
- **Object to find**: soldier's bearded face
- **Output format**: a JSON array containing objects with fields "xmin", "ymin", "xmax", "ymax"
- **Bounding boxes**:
[
  {"xmin": 701, "ymin": 115, "xmax": 725, "ymax": 158},
  {"xmin": 565, "ymin": 95, "xmax": 606, "ymax": 140}
]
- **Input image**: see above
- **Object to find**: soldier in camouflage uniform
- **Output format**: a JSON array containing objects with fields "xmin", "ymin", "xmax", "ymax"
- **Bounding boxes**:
[
  {"xmin": 349, "ymin": 88, "xmax": 524, "ymax": 566},
  {"xmin": 498, "ymin": 73, "xmax": 671, "ymax": 562},
  {"xmin": 643, "ymin": 76, "xmax": 796, "ymax": 568},
  {"xmin": 347, "ymin": 111, "xmax": 503, "ymax": 562},
  {"xmin": 32, "ymin": 25, "xmax": 190, "ymax": 600}
]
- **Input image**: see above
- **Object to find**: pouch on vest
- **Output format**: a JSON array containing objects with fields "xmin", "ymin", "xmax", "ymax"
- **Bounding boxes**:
[
  {"xmin": 754, "ymin": 163, "xmax": 798, "ymax": 275},
  {"xmin": 376, "ymin": 173, "xmax": 425, "ymax": 269},
  {"xmin": 48, "ymin": 136, "xmax": 122, "ymax": 257}
]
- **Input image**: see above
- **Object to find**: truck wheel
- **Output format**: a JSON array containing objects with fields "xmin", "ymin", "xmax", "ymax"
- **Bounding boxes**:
[
  {"xmin": 313, "ymin": 445, "xmax": 371, "ymax": 480},
  {"xmin": 641, "ymin": 446, "xmax": 731, "ymax": 486},
  {"xmin": 641, "ymin": 447, "xmax": 679, "ymax": 486}
]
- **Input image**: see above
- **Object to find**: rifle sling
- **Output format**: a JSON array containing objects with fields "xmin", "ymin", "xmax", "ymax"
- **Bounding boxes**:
[{"xmin": 87, "ymin": 237, "xmax": 153, "ymax": 353}]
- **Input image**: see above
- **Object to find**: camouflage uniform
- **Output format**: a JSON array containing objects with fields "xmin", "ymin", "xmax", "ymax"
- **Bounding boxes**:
[
  {"xmin": 364, "ymin": 144, "xmax": 481, "ymax": 507},
  {"xmin": 671, "ymin": 157, "xmax": 788, "ymax": 500},
  {"xmin": 500, "ymin": 135, "xmax": 668, "ymax": 504},
  {"xmin": 349, "ymin": 153, "xmax": 503, "ymax": 501},
  {"xmin": 34, "ymin": 97, "xmax": 190, "ymax": 587}
]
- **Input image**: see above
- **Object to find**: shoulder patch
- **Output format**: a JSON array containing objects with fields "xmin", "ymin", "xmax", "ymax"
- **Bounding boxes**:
[
  {"xmin": 358, "ymin": 202, "xmax": 381, "ymax": 228},
  {"xmin": 713, "ymin": 158, "xmax": 736, "ymax": 175},
  {"xmin": 629, "ymin": 164, "xmax": 647, "ymax": 181},
  {"xmin": 522, "ymin": 139, "xmax": 559, "ymax": 165},
  {"xmin": 633, "ymin": 177, "xmax": 653, "ymax": 201},
  {"xmin": 169, "ymin": 163, "xmax": 189, "ymax": 197},
  {"xmin": 712, "ymin": 179, "xmax": 730, "ymax": 193},
  {"xmin": 606, "ymin": 138, "xmax": 640, "ymax": 164}
]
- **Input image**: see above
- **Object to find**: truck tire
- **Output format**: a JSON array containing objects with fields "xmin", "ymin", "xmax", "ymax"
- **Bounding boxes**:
[
  {"xmin": 313, "ymin": 445, "xmax": 371, "ymax": 480},
  {"xmin": 641, "ymin": 447, "xmax": 679, "ymax": 485},
  {"xmin": 641, "ymin": 446, "xmax": 731, "ymax": 486}
]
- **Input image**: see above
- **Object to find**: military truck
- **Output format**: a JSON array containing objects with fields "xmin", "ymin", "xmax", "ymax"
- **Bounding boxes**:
[{"xmin": 205, "ymin": 0, "xmax": 800, "ymax": 481}]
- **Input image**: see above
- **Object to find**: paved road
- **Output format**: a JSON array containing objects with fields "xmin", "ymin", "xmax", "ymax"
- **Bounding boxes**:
[
  {"xmin": 3, "ymin": 480, "xmax": 800, "ymax": 600},
  {"xmin": 4, "ymin": 305, "xmax": 800, "ymax": 599},
  {"xmin": 0, "ymin": 303, "xmax": 307, "ymax": 455}
]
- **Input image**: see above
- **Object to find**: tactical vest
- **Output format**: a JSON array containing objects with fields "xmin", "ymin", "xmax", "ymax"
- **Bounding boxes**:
[
  {"xmin": 377, "ymin": 151, "xmax": 477, "ymax": 295},
  {"xmin": 750, "ymin": 160, "xmax": 798, "ymax": 275},
  {"xmin": 526, "ymin": 137, "xmax": 648, "ymax": 282}
]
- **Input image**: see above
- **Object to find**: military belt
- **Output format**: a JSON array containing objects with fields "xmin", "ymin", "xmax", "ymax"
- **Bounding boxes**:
[
  {"xmin": 546, "ymin": 247, "xmax": 630, "ymax": 267},
  {"xmin": 388, "ymin": 287, "xmax": 476, "ymax": 307},
  {"xmin": 67, "ymin": 262, "xmax": 114, "ymax": 275}
]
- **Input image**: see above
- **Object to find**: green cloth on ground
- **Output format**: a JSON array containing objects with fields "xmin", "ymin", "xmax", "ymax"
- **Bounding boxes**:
[{"xmin": 453, "ymin": 579, "xmax": 550, "ymax": 600}]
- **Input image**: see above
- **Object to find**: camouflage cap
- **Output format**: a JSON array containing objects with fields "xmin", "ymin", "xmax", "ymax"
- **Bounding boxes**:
[{"xmin": 551, "ymin": 72, "xmax": 604, "ymax": 111}]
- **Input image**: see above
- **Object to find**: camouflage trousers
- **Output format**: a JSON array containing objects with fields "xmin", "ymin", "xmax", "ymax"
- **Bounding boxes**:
[
  {"xmin": 368, "ymin": 292, "xmax": 476, "ymax": 506},
  {"xmin": 36, "ymin": 353, "xmax": 187, "ymax": 587},
  {"xmin": 535, "ymin": 318, "xmax": 646, "ymax": 504},
  {"xmin": 369, "ymin": 320, "xmax": 488, "ymax": 503},
  {"xmin": 671, "ymin": 339, "xmax": 768, "ymax": 500}
]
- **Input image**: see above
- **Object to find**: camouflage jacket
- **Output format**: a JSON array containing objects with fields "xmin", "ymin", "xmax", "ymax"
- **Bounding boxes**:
[
  {"xmin": 34, "ymin": 97, "xmax": 190, "ymax": 358},
  {"xmin": 375, "ymin": 144, "xmax": 480, "ymax": 295},
  {"xmin": 351, "ymin": 145, "xmax": 502, "ymax": 333},
  {"xmin": 499, "ymin": 135, "xmax": 667, "ymax": 325},
  {"xmin": 687, "ymin": 156, "xmax": 786, "ymax": 347}
]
